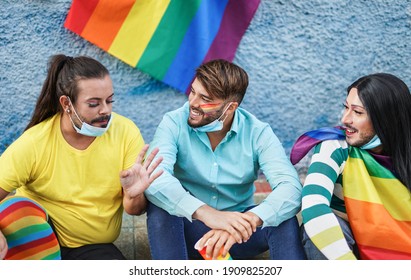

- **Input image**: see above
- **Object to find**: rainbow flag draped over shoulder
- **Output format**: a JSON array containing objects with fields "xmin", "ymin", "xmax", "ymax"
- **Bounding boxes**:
[
  {"xmin": 290, "ymin": 126, "xmax": 345, "ymax": 165},
  {"xmin": 64, "ymin": 0, "xmax": 261, "ymax": 94},
  {"xmin": 343, "ymin": 147, "xmax": 411, "ymax": 260}
]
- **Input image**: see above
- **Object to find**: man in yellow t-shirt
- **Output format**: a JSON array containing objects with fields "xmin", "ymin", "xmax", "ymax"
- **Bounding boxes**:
[{"xmin": 0, "ymin": 54, "xmax": 162, "ymax": 260}]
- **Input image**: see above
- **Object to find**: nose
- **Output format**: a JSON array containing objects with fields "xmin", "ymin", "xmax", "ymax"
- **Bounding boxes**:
[
  {"xmin": 99, "ymin": 102, "xmax": 111, "ymax": 115},
  {"xmin": 188, "ymin": 92, "xmax": 201, "ymax": 108},
  {"xmin": 341, "ymin": 109, "xmax": 352, "ymax": 125}
]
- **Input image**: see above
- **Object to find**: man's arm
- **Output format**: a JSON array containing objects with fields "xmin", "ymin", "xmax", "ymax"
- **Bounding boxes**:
[
  {"xmin": 247, "ymin": 126, "xmax": 302, "ymax": 227},
  {"xmin": 193, "ymin": 204, "xmax": 257, "ymax": 243}
]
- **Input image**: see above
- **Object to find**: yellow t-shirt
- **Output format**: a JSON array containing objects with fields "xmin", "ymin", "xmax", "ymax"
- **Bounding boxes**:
[{"xmin": 0, "ymin": 112, "xmax": 144, "ymax": 247}]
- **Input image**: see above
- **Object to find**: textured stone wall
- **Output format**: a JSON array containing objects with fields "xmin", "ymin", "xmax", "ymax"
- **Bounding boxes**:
[{"xmin": 1, "ymin": 0, "xmax": 410, "ymax": 156}]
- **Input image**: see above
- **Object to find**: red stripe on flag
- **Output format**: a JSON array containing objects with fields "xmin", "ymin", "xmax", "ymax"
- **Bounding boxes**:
[
  {"xmin": 64, "ymin": 0, "xmax": 100, "ymax": 35},
  {"xmin": 6, "ymin": 234, "xmax": 59, "ymax": 260}
]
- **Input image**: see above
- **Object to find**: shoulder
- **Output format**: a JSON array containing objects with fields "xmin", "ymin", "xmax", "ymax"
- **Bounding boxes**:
[
  {"xmin": 235, "ymin": 107, "xmax": 271, "ymax": 132},
  {"xmin": 22, "ymin": 114, "xmax": 59, "ymax": 142},
  {"xmin": 111, "ymin": 112, "xmax": 140, "ymax": 132},
  {"xmin": 163, "ymin": 102, "xmax": 189, "ymax": 121},
  {"xmin": 313, "ymin": 139, "xmax": 349, "ymax": 165}
]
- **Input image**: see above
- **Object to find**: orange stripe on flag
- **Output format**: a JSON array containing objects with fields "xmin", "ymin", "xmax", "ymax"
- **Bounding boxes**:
[
  {"xmin": 64, "ymin": 0, "xmax": 100, "ymax": 35},
  {"xmin": 81, "ymin": 0, "xmax": 135, "ymax": 51},
  {"xmin": 345, "ymin": 198, "xmax": 411, "ymax": 255}
]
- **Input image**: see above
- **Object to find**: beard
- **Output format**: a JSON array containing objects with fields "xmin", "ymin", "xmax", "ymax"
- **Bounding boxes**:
[
  {"xmin": 346, "ymin": 131, "xmax": 375, "ymax": 147},
  {"xmin": 187, "ymin": 105, "xmax": 225, "ymax": 128}
]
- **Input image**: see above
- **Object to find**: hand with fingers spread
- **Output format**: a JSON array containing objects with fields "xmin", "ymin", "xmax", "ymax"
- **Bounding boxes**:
[
  {"xmin": 120, "ymin": 144, "xmax": 163, "ymax": 199},
  {"xmin": 120, "ymin": 144, "xmax": 163, "ymax": 215},
  {"xmin": 197, "ymin": 229, "xmax": 237, "ymax": 260},
  {"xmin": 0, "ymin": 230, "xmax": 7, "ymax": 260},
  {"xmin": 193, "ymin": 205, "xmax": 258, "ymax": 244}
]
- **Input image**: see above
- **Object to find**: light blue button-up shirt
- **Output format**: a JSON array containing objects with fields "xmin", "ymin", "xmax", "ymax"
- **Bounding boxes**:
[{"xmin": 145, "ymin": 102, "xmax": 302, "ymax": 227}]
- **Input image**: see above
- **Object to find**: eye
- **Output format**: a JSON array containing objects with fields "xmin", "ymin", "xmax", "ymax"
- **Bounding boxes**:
[
  {"xmin": 88, "ymin": 103, "xmax": 99, "ymax": 108},
  {"xmin": 107, "ymin": 100, "xmax": 115, "ymax": 104},
  {"xmin": 354, "ymin": 110, "xmax": 364, "ymax": 115}
]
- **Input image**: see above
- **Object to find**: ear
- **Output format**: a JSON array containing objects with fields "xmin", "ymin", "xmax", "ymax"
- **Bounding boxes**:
[
  {"xmin": 227, "ymin": 101, "xmax": 239, "ymax": 113},
  {"xmin": 59, "ymin": 95, "xmax": 71, "ymax": 113}
]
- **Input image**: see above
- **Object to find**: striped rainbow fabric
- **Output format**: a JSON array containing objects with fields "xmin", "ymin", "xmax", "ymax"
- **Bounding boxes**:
[
  {"xmin": 290, "ymin": 126, "xmax": 345, "ymax": 165},
  {"xmin": 0, "ymin": 196, "xmax": 61, "ymax": 260},
  {"xmin": 343, "ymin": 147, "xmax": 411, "ymax": 260},
  {"xmin": 64, "ymin": 0, "xmax": 261, "ymax": 94}
]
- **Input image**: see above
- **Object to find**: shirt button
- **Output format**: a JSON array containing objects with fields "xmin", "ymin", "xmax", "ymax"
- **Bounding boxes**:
[
  {"xmin": 213, "ymin": 162, "xmax": 217, "ymax": 166},
  {"xmin": 212, "ymin": 196, "xmax": 217, "ymax": 200},
  {"xmin": 211, "ymin": 185, "xmax": 216, "ymax": 188}
]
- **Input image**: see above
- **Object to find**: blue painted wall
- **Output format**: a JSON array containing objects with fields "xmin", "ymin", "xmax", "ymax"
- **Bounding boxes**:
[{"xmin": 1, "ymin": 0, "xmax": 411, "ymax": 159}]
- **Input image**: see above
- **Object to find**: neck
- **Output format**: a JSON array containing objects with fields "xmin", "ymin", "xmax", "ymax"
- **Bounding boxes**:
[
  {"xmin": 206, "ymin": 115, "xmax": 233, "ymax": 151},
  {"xmin": 60, "ymin": 113, "xmax": 95, "ymax": 150}
]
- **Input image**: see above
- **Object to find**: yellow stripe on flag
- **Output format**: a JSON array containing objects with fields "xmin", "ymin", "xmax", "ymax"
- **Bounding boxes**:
[
  {"xmin": 344, "ymin": 157, "xmax": 411, "ymax": 220},
  {"xmin": 109, "ymin": 0, "xmax": 171, "ymax": 67}
]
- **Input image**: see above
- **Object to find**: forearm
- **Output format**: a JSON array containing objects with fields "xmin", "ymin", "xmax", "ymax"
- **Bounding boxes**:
[{"xmin": 123, "ymin": 193, "xmax": 147, "ymax": 215}]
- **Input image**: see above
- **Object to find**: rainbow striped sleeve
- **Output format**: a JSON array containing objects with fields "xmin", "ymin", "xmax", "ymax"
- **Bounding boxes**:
[
  {"xmin": 64, "ymin": 0, "xmax": 261, "ymax": 94},
  {"xmin": 0, "ymin": 196, "xmax": 61, "ymax": 260}
]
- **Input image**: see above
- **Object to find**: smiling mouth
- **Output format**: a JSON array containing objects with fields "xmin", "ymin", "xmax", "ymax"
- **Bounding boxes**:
[
  {"xmin": 190, "ymin": 107, "xmax": 204, "ymax": 118},
  {"xmin": 344, "ymin": 127, "xmax": 357, "ymax": 136}
]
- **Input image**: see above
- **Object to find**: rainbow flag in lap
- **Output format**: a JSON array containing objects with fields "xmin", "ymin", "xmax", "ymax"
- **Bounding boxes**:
[
  {"xmin": 343, "ymin": 147, "xmax": 411, "ymax": 260},
  {"xmin": 64, "ymin": 0, "xmax": 261, "ymax": 94},
  {"xmin": 0, "ymin": 196, "xmax": 61, "ymax": 260}
]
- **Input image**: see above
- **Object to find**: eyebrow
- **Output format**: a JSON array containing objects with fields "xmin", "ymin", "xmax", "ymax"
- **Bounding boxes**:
[
  {"xmin": 351, "ymin": 104, "xmax": 365, "ymax": 110},
  {"xmin": 191, "ymin": 87, "xmax": 211, "ymax": 100},
  {"xmin": 344, "ymin": 101, "xmax": 365, "ymax": 110},
  {"xmin": 86, "ymin": 93, "xmax": 114, "ymax": 101}
]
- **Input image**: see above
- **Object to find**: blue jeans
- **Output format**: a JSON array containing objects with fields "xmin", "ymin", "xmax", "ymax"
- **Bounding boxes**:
[
  {"xmin": 301, "ymin": 214, "xmax": 359, "ymax": 259},
  {"xmin": 146, "ymin": 202, "xmax": 306, "ymax": 260}
]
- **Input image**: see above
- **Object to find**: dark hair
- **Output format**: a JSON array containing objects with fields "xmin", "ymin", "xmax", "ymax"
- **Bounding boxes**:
[
  {"xmin": 25, "ymin": 54, "xmax": 109, "ymax": 130},
  {"xmin": 195, "ymin": 59, "xmax": 248, "ymax": 104},
  {"xmin": 348, "ymin": 73, "xmax": 411, "ymax": 191}
]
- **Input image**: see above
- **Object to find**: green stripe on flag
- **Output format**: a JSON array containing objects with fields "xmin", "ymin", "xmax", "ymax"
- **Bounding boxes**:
[{"xmin": 137, "ymin": 0, "xmax": 202, "ymax": 80}]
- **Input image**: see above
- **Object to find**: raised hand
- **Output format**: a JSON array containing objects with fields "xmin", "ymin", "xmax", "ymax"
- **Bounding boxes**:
[{"xmin": 120, "ymin": 144, "xmax": 163, "ymax": 198}]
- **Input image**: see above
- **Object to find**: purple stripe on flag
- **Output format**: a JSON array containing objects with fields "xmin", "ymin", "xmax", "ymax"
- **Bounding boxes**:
[
  {"xmin": 290, "ymin": 127, "xmax": 345, "ymax": 164},
  {"xmin": 162, "ymin": 0, "xmax": 229, "ymax": 93},
  {"xmin": 183, "ymin": 0, "xmax": 262, "ymax": 93}
]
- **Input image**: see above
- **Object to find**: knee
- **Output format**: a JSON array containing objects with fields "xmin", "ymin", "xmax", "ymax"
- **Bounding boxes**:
[{"xmin": 0, "ymin": 196, "xmax": 48, "ymax": 230}]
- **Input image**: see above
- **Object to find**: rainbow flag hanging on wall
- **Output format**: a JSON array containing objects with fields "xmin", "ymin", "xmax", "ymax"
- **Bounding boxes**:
[{"xmin": 64, "ymin": 0, "xmax": 261, "ymax": 94}]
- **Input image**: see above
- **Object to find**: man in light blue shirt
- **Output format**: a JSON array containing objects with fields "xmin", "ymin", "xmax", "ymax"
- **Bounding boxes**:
[{"xmin": 145, "ymin": 59, "xmax": 304, "ymax": 260}]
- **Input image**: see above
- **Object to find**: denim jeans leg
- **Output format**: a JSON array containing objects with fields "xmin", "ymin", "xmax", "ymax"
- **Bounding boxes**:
[
  {"xmin": 146, "ymin": 202, "xmax": 188, "ymax": 259},
  {"xmin": 225, "ymin": 216, "xmax": 305, "ymax": 260},
  {"xmin": 266, "ymin": 216, "xmax": 306, "ymax": 260}
]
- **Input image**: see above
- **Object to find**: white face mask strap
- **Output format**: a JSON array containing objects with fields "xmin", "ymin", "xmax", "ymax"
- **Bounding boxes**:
[
  {"xmin": 219, "ymin": 102, "xmax": 233, "ymax": 122},
  {"xmin": 66, "ymin": 96, "xmax": 83, "ymax": 124}
]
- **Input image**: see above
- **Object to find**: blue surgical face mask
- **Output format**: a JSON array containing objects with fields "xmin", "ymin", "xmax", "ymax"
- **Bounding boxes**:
[
  {"xmin": 360, "ymin": 134, "xmax": 382, "ymax": 150},
  {"xmin": 194, "ymin": 102, "xmax": 232, "ymax": 133},
  {"xmin": 67, "ymin": 97, "xmax": 112, "ymax": 137}
]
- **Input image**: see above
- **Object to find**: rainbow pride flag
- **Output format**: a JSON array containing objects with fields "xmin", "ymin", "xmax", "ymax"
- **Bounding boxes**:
[
  {"xmin": 64, "ymin": 0, "xmax": 261, "ymax": 94},
  {"xmin": 290, "ymin": 126, "xmax": 345, "ymax": 164},
  {"xmin": 0, "ymin": 196, "xmax": 61, "ymax": 260},
  {"xmin": 343, "ymin": 147, "xmax": 411, "ymax": 260}
]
